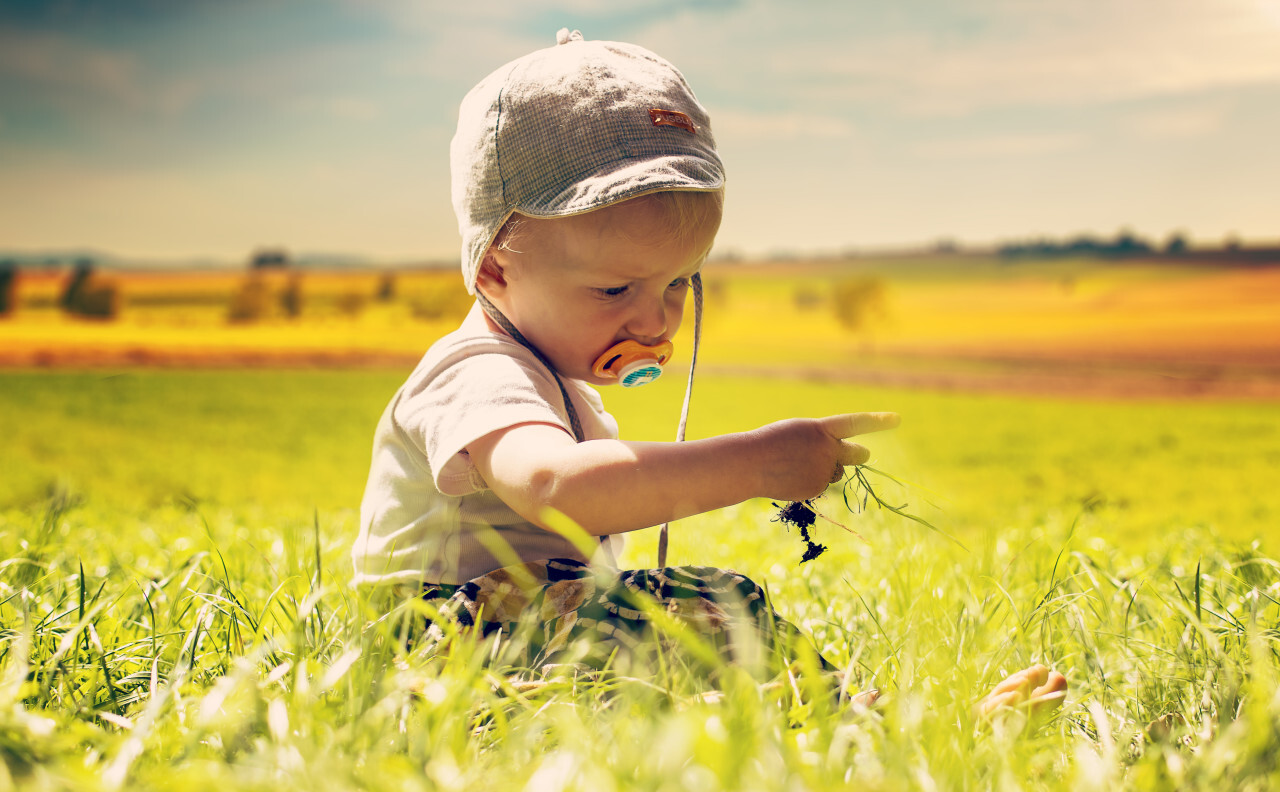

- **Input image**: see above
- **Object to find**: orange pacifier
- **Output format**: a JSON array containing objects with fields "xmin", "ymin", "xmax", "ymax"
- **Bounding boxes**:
[{"xmin": 591, "ymin": 340, "xmax": 675, "ymax": 387}]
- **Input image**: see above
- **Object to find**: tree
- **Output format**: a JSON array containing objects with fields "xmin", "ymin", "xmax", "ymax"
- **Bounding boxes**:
[
  {"xmin": 251, "ymin": 248, "xmax": 290, "ymax": 269},
  {"xmin": 0, "ymin": 261, "xmax": 16, "ymax": 317},
  {"xmin": 832, "ymin": 275, "xmax": 888, "ymax": 332},
  {"xmin": 1164, "ymin": 232, "xmax": 1189, "ymax": 256},
  {"xmin": 60, "ymin": 259, "xmax": 120, "ymax": 319}
]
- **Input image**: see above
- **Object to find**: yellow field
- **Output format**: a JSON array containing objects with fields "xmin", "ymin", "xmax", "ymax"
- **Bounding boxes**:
[
  {"xmin": 3, "ymin": 257, "xmax": 1278, "ymax": 397},
  {"xmin": 698, "ymin": 258, "xmax": 1280, "ymax": 397},
  {"xmin": 1, "ymin": 267, "xmax": 464, "ymax": 365}
]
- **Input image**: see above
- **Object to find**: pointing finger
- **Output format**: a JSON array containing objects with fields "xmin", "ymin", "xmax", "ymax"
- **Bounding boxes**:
[{"xmin": 819, "ymin": 412, "xmax": 901, "ymax": 440}]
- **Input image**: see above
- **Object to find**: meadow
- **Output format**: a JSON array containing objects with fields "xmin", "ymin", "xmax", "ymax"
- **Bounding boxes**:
[
  {"xmin": 5, "ymin": 255, "xmax": 1279, "ymax": 397},
  {"xmin": 2, "ymin": 257, "xmax": 1279, "ymax": 790}
]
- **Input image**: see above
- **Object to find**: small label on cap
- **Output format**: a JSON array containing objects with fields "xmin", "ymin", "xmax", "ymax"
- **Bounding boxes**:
[{"xmin": 650, "ymin": 108, "xmax": 697, "ymax": 135}]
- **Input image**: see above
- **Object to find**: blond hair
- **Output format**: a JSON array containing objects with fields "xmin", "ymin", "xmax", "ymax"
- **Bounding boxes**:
[{"xmin": 492, "ymin": 189, "xmax": 723, "ymax": 256}]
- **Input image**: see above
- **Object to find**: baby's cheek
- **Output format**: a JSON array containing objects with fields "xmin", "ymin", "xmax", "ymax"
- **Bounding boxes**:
[{"xmin": 665, "ymin": 293, "xmax": 687, "ymax": 336}]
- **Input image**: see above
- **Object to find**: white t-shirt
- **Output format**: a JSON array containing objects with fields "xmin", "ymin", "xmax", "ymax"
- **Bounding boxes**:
[{"xmin": 353, "ymin": 304, "xmax": 622, "ymax": 587}]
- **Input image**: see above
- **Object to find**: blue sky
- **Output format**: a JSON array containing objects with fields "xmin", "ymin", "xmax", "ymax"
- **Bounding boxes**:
[{"xmin": 2, "ymin": 0, "xmax": 1279, "ymax": 263}]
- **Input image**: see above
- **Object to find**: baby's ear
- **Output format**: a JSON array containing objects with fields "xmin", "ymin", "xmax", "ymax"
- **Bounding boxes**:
[{"xmin": 476, "ymin": 254, "xmax": 508, "ymax": 294}]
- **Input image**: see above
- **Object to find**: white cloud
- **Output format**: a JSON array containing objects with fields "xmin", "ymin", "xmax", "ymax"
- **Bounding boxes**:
[
  {"xmin": 330, "ymin": 97, "xmax": 382, "ymax": 121},
  {"xmin": 869, "ymin": 0, "xmax": 1280, "ymax": 114},
  {"xmin": 911, "ymin": 132, "xmax": 1086, "ymax": 160},
  {"xmin": 328, "ymin": 0, "xmax": 1280, "ymax": 124},
  {"xmin": 632, "ymin": 0, "xmax": 1280, "ymax": 117},
  {"xmin": 0, "ymin": 27, "xmax": 206, "ymax": 123},
  {"xmin": 712, "ymin": 109, "xmax": 855, "ymax": 141},
  {"xmin": 343, "ymin": 0, "xmax": 552, "ymax": 85},
  {"xmin": 0, "ymin": 12, "xmax": 422, "ymax": 131},
  {"xmin": 0, "ymin": 28, "xmax": 146, "ymax": 111},
  {"xmin": 293, "ymin": 95, "xmax": 384, "ymax": 122},
  {"xmin": 1122, "ymin": 104, "xmax": 1227, "ymax": 141},
  {"xmin": 1260, "ymin": 0, "xmax": 1280, "ymax": 27},
  {"xmin": 387, "ymin": 26, "xmax": 545, "ymax": 88}
]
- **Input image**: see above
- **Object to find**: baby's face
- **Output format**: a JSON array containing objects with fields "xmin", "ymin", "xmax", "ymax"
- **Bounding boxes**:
[{"xmin": 479, "ymin": 195, "xmax": 719, "ymax": 385}]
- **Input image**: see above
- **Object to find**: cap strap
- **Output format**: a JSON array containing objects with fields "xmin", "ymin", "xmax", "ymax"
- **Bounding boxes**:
[
  {"xmin": 474, "ymin": 292, "xmax": 618, "ymax": 566},
  {"xmin": 474, "ymin": 291, "xmax": 585, "ymax": 443},
  {"xmin": 657, "ymin": 271, "xmax": 702, "ymax": 569},
  {"xmin": 478, "ymin": 274, "xmax": 701, "ymax": 571}
]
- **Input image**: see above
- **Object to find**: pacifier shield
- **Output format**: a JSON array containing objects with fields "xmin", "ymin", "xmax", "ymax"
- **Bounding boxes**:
[{"xmin": 591, "ymin": 339, "xmax": 675, "ymax": 385}]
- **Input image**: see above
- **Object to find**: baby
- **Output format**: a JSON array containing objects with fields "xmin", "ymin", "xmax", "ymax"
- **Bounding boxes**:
[{"xmin": 354, "ymin": 29, "xmax": 1066, "ymax": 715}]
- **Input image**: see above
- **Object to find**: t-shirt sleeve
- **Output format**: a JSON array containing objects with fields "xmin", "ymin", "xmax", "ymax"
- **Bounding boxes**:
[{"xmin": 394, "ymin": 339, "xmax": 577, "ymax": 497}]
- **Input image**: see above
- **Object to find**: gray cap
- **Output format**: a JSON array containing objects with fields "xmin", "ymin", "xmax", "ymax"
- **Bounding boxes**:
[{"xmin": 450, "ymin": 29, "xmax": 725, "ymax": 294}]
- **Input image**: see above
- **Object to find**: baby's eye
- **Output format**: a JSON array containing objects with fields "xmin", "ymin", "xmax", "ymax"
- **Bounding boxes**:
[
  {"xmin": 597, "ymin": 285, "xmax": 630, "ymax": 298},
  {"xmin": 667, "ymin": 277, "xmax": 690, "ymax": 290}
]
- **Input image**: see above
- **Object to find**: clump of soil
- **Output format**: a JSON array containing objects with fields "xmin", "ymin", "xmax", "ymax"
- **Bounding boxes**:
[
  {"xmin": 772, "ymin": 466, "xmax": 961, "ymax": 566},
  {"xmin": 771, "ymin": 499, "xmax": 828, "ymax": 563}
]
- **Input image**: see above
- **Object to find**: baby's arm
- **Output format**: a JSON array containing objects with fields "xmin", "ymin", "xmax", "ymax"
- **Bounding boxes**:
[{"xmin": 467, "ymin": 412, "xmax": 900, "ymax": 536}]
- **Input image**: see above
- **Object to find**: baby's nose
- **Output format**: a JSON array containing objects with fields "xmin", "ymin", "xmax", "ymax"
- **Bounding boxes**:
[{"xmin": 626, "ymin": 296, "xmax": 668, "ymax": 341}]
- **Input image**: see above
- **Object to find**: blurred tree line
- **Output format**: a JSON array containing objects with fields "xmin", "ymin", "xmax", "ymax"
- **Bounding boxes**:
[
  {"xmin": 0, "ymin": 261, "xmax": 15, "ymax": 316},
  {"xmin": 995, "ymin": 230, "xmax": 1278, "ymax": 261}
]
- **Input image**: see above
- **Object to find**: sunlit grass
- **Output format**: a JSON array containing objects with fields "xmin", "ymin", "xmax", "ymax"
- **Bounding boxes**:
[
  {"xmin": 3, "ymin": 369, "xmax": 1277, "ymax": 549},
  {"xmin": 606, "ymin": 374, "xmax": 1280, "ymax": 553},
  {"xmin": 2, "ymin": 487, "xmax": 1277, "ymax": 790},
  {"xmin": 1, "ymin": 350, "xmax": 1278, "ymax": 787}
]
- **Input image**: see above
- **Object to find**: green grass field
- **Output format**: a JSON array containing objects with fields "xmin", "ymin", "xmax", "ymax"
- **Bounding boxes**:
[{"xmin": 2, "ymin": 369, "xmax": 1278, "ymax": 790}]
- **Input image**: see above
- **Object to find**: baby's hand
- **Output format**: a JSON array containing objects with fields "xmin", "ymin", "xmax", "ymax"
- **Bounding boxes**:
[{"xmin": 753, "ymin": 412, "xmax": 900, "ymax": 502}]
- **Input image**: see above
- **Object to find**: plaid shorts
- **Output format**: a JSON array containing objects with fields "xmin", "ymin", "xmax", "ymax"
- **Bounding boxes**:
[{"xmin": 414, "ymin": 558, "xmax": 831, "ymax": 677}]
